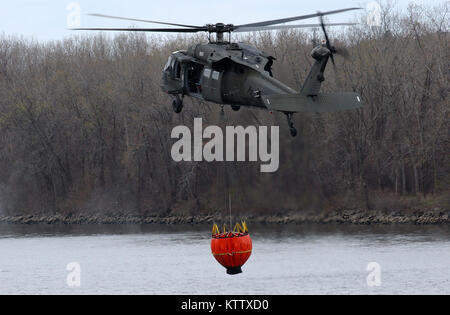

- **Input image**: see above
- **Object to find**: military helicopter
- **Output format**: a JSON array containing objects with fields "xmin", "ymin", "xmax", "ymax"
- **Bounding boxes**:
[{"xmin": 73, "ymin": 7, "xmax": 364, "ymax": 137}]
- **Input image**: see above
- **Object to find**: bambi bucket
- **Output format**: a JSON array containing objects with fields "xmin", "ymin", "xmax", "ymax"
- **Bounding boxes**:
[{"xmin": 211, "ymin": 222, "xmax": 252, "ymax": 275}]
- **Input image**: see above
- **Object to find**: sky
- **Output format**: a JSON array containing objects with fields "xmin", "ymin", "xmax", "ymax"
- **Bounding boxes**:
[{"xmin": 0, "ymin": 0, "xmax": 446, "ymax": 42}]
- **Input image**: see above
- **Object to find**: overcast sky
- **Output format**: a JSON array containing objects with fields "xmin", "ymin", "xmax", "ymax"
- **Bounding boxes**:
[{"xmin": 0, "ymin": 0, "xmax": 446, "ymax": 42}]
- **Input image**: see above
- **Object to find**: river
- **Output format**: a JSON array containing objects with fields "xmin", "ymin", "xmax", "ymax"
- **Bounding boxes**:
[{"xmin": 0, "ymin": 224, "xmax": 449, "ymax": 294}]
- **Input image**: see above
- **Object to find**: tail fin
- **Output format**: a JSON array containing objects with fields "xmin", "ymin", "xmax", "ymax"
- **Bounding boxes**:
[{"xmin": 301, "ymin": 45, "xmax": 331, "ymax": 96}]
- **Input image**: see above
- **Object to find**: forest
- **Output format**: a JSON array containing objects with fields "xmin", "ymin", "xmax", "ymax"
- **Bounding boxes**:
[{"xmin": 0, "ymin": 3, "xmax": 448, "ymax": 217}]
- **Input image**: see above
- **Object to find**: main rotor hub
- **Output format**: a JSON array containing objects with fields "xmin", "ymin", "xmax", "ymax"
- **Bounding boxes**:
[
  {"xmin": 205, "ymin": 23, "xmax": 235, "ymax": 33},
  {"xmin": 205, "ymin": 23, "xmax": 235, "ymax": 43}
]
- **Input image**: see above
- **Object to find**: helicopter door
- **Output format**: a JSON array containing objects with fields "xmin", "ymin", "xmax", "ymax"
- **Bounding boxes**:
[
  {"xmin": 202, "ymin": 68, "xmax": 223, "ymax": 103},
  {"xmin": 173, "ymin": 60, "xmax": 182, "ymax": 80},
  {"xmin": 186, "ymin": 62, "xmax": 204, "ymax": 95}
]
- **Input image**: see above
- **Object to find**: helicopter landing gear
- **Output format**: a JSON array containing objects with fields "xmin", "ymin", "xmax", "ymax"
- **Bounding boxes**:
[
  {"xmin": 172, "ymin": 96, "xmax": 183, "ymax": 114},
  {"xmin": 231, "ymin": 105, "xmax": 241, "ymax": 112},
  {"xmin": 286, "ymin": 113, "xmax": 297, "ymax": 137}
]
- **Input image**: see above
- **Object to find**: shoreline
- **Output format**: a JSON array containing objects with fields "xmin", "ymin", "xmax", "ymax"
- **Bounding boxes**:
[{"xmin": 0, "ymin": 209, "xmax": 449, "ymax": 225}]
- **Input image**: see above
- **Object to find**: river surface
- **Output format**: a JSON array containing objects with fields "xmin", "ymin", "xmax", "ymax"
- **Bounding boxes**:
[{"xmin": 0, "ymin": 224, "xmax": 449, "ymax": 295}]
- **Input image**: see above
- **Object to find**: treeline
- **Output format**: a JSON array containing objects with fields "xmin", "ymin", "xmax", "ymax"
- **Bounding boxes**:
[{"xmin": 0, "ymin": 3, "xmax": 448, "ymax": 216}]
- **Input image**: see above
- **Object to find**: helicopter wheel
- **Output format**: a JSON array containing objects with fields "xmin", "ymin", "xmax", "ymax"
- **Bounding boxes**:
[
  {"xmin": 231, "ymin": 105, "xmax": 241, "ymax": 112},
  {"xmin": 172, "ymin": 97, "xmax": 183, "ymax": 114}
]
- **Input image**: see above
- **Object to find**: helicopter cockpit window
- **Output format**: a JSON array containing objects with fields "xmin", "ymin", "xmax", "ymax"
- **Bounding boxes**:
[{"xmin": 164, "ymin": 56, "xmax": 173, "ymax": 72}]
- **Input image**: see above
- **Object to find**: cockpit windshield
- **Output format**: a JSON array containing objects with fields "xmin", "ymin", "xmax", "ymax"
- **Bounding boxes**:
[{"xmin": 164, "ymin": 56, "xmax": 173, "ymax": 71}]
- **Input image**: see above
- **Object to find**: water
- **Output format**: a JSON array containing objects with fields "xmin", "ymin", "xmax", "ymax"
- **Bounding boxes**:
[{"xmin": 0, "ymin": 224, "xmax": 449, "ymax": 295}]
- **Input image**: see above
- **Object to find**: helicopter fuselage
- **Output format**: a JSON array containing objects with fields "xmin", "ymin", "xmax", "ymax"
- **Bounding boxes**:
[
  {"xmin": 161, "ymin": 41, "xmax": 363, "ymax": 138},
  {"xmin": 161, "ymin": 42, "xmax": 296, "ymax": 109}
]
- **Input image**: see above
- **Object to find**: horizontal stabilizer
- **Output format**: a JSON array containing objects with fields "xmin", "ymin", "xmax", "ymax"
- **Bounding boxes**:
[{"xmin": 262, "ymin": 92, "xmax": 363, "ymax": 113}]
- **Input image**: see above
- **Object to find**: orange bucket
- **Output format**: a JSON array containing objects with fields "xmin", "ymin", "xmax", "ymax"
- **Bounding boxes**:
[{"xmin": 211, "ymin": 222, "xmax": 252, "ymax": 275}]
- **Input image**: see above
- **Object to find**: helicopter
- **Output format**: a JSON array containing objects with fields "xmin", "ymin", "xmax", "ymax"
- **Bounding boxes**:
[{"xmin": 73, "ymin": 7, "xmax": 364, "ymax": 137}]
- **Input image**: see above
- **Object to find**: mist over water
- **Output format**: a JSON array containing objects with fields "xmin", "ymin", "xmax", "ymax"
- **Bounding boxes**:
[{"xmin": 0, "ymin": 224, "xmax": 449, "ymax": 295}]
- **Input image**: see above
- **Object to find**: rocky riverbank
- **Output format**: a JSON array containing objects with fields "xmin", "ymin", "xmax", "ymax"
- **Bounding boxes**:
[{"xmin": 0, "ymin": 209, "xmax": 449, "ymax": 225}]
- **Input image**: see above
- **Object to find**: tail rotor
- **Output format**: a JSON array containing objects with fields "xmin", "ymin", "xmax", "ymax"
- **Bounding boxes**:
[{"xmin": 317, "ymin": 12, "xmax": 353, "ymax": 86}]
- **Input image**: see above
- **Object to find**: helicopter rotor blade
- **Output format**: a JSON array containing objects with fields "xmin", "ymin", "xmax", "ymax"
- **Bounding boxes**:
[
  {"xmin": 73, "ymin": 7, "xmax": 362, "ymax": 37},
  {"xmin": 319, "ymin": 15, "xmax": 331, "ymax": 47},
  {"xmin": 234, "ymin": 22, "xmax": 356, "ymax": 33},
  {"xmin": 70, "ymin": 27, "xmax": 207, "ymax": 33},
  {"xmin": 87, "ymin": 13, "xmax": 204, "ymax": 29},
  {"xmin": 236, "ymin": 7, "xmax": 361, "ymax": 28},
  {"xmin": 319, "ymin": 14, "xmax": 336, "ymax": 69},
  {"xmin": 316, "ymin": 13, "xmax": 350, "ymax": 88},
  {"xmin": 334, "ymin": 47, "xmax": 350, "ymax": 59}
]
